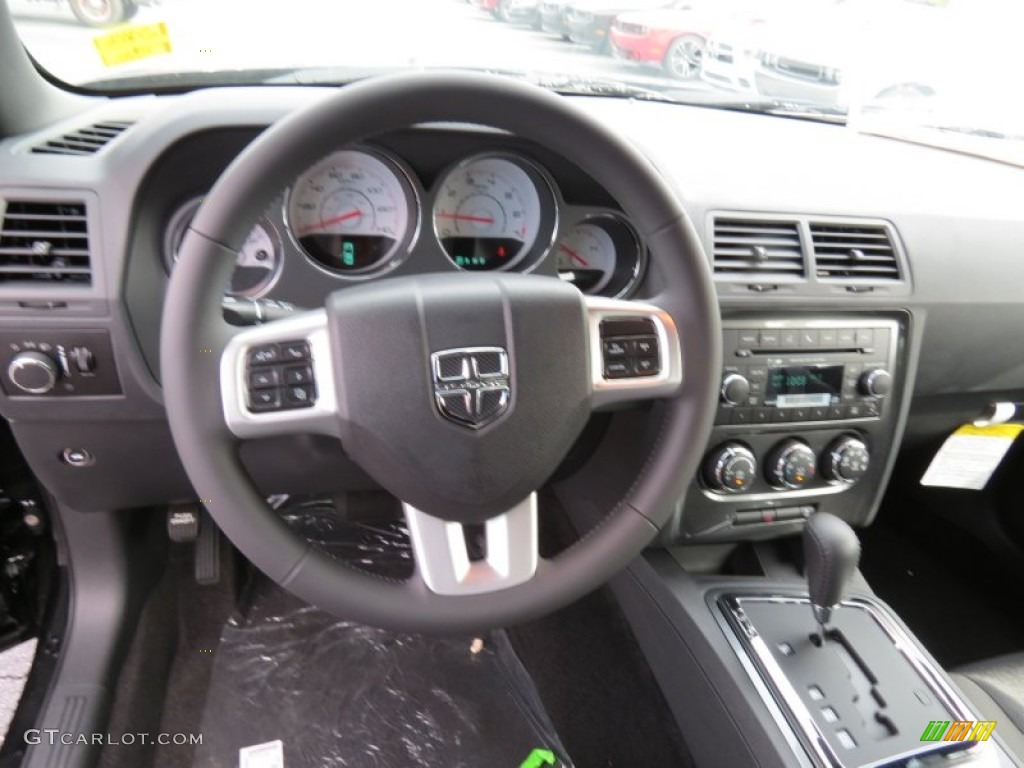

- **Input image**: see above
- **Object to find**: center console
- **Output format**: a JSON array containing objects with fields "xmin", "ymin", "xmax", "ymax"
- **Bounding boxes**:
[{"xmin": 669, "ymin": 314, "xmax": 909, "ymax": 543}]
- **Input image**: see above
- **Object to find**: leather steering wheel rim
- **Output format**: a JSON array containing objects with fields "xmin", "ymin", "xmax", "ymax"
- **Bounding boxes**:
[{"xmin": 161, "ymin": 71, "xmax": 721, "ymax": 632}]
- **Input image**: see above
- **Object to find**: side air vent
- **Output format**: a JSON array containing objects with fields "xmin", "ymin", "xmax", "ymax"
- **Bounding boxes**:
[
  {"xmin": 712, "ymin": 217, "xmax": 805, "ymax": 279},
  {"xmin": 30, "ymin": 121, "xmax": 134, "ymax": 156},
  {"xmin": 810, "ymin": 222, "xmax": 901, "ymax": 281},
  {"xmin": 0, "ymin": 201, "xmax": 91, "ymax": 284}
]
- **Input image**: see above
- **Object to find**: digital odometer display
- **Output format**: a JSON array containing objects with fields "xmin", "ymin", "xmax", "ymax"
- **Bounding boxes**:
[{"xmin": 765, "ymin": 365, "xmax": 843, "ymax": 408}]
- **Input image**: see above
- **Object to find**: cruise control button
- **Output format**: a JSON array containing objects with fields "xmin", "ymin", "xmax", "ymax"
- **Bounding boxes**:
[
  {"xmin": 604, "ymin": 360, "xmax": 632, "ymax": 379},
  {"xmin": 603, "ymin": 339, "xmax": 630, "ymax": 359},
  {"xmin": 283, "ymin": 384, "xmax": 316, "ymax": 408},
  {"xmin": 634, "ymin": 357, "xmax": 660, "ymax": 376},
  {"xmin": 248, "ymin": 388, "xmax": 281, "ymax": 412},
  {"xmin": 248, "ymin": 368, "xmax": 279, "ymax": 389},
  {"xmin": 280, "ymin": 341, "xmax": 311, "ymax": 361},
  {"xmin": 248, "ymin": 344, "xmax": 279, "ymax": 366},
  {"xmin": 284, "ymin": 365, "xmax": 314, "ymax": 386},
  {"xmin": 633, "ymin": 336, "xmax": 659, "ymax": 357}
]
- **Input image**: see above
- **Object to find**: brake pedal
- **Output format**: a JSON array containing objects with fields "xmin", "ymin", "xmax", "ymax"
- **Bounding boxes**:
[{"xmin": 194, "ymin": 507, "xmax": 222, "ymax": 586}]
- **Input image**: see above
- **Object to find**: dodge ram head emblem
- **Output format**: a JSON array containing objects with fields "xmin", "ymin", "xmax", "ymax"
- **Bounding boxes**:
[{"xmin": 430, "ymin": 347, "xmax": 510, "ymax": 429}]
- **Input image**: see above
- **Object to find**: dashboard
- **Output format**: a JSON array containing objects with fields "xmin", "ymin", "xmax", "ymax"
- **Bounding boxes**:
[{"xmin": 0, "ymin": 85, "xmax": 1023, "ymax": 541}]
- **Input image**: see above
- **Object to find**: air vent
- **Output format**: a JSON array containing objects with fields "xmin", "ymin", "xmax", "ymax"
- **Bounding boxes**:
[
  {"xmin": 712, "ymin": 218, "xmax": 805, "ymax": 279},
  {"xmin": 30, "ymin": 121, "xmax": 133, "ymax": 156},
  {"xmin": 810, "ymin": 222, "xmax": 901, "ymax": 281},
  {"xmin": 0, "ymin": 201, "xmax": 91, "ymax": 284}
]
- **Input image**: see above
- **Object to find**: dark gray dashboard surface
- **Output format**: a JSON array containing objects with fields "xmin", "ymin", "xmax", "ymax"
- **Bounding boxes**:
[{"xmin": 0, "ymin": 86, "xmax": 1021, "ymax": 510}]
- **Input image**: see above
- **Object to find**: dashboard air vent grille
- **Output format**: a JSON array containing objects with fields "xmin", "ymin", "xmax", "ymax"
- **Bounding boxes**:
[
  {"xmin": 712, "ymin": 218, "xmax": 804, "ymax": 279},
  {"xmin": 30, "ymin": 121, "xmax": 134, "ymax": 156},
  {"xmin": 810, "ymin": 223, "xmax": 900, "ymax": 281},
  {"xmin": 0, "ymin": 201, "xmax": 91, "ymax": 284}
]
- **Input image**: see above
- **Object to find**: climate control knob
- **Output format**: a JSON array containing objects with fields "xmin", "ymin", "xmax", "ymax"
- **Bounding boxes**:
[
  {"xmin": 859, "ymin": 368, "xmax": 893, "ymax": 398},
  {"xmin": 720, "ymin": 373, "xmax": 751, "ymax": 406},
  {"xmin": 765, "ymin": 439, "xmax": 817, "ymax": 490},
  {"xmin": 7, "ymin": 351, "xmax": 58, "ymax": 394},
  {"xmin": 704, "ymin": 443, "xmax": 757, "ymax": 494},
  {"xmin": 823, "ymin": 436, "xmax": 870, "ymax": 484}
]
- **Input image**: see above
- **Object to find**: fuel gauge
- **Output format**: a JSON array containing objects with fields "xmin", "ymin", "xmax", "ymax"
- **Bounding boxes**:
[{"xmin": 554, "ymin": 214, "xmax": 643, "ymax": 297}]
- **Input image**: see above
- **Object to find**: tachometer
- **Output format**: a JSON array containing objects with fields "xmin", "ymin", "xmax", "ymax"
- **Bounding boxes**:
[
  {"xmin": 554, "ymin": 214, "xmax": 644, "ymax": 298},
  {"xmin": 433, "ymin": 155, "xmax": 551, "ymax": 271},
  {"xmin": 286, "ymin": 149, "xmax": 416, "ymax": 277}
]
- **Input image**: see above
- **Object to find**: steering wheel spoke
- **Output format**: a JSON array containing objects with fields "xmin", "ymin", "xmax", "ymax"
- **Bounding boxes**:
[
  {"xmin": 586, "ymin": 296, "xmax": 684, "ymax": 409},
  {"xmin": 220, "ymin": 309, "xmax": 340, "ymax": 438},
  {"xmin": 404, "ymin": 493, "xmax": 539, "ymax": 596}
]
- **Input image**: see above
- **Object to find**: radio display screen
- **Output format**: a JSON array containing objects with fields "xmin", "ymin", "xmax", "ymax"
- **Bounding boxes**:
[{"xmin": 765, "ymin": 365, "xmax": 843, "ymax": 408}]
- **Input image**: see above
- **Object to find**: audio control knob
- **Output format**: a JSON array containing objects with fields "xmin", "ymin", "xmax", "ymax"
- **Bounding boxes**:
[
  {"xmin": 823, "ymin": 436, "xmax": 870, "ymax": 485},
  {"xmin": 765, "ymin": 439, "xmax": 817, "ymax": 490},
  {"xmin": 859, "ymin": 368, "xmax": 893, "ymax": 398},
  {"xmin": 7, "ymin": 351, "xmax": 57, "ymax": 394},
  {"xmin": 704, "ymin": 443, "xmax": 757, "ymax": 494},
  {"xmin": 720, "ymin": 373, "xmax": 751, "ymax": 406}
]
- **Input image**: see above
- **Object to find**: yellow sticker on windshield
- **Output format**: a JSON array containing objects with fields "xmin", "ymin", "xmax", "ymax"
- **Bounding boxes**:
[{"xmin": 93, "ymin": 23, "xmax": 172, "ymax": 67}]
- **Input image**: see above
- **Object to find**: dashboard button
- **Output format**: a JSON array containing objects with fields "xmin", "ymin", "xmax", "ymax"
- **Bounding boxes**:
[
  {"xmin": 759, "ymin": 330, "xmax": 780, "ymax": 348},
  {"xmin": 603, "ymin": 339, "xmax": 629, "ymax": 359},
  {"xmin": 844, "ymin": 404, "xmax": 865, "ymax": 419},
  {"xmin": 248, "ymin": 388, "xmax": 281, "ymax": 412},
  {"xmin": 837, "ymin": 329, "xmax": 856, "ymax": 347},
  {"xmin": 809, "ymin": 406, "xmax": 828, "ymax": 421},
  {"xmin": 791, "ymin": 408, "xmax": 810, "ymax": 422},
  {"xmin": 752, "ymin": 407, "xmax": 772, "ymax": 424},
  {"xmin": 248, "ymin": 344, "xmax": 279, "ymax": 366},
  {"xmin": 781, "ymin": 330, "xmax": 800, "ymax": 348},
  {"xmin": 248, "ymin": 368, "xmax": 279, "ymax": 389},
  {"xmin": 747, "ymin": 366, "xmax": 767, "ymax": 381},
  {"xmin": 863, "ymin": 400, "xmax": 881, "ymax": 418},
  {"xmin": 634, "ymin": 357, "xmax": 660, "ymax": 376},
  {"xmin": 738, "ymin": 330, "xmax": 759, "ymax": 348},
  {"xmin": 283, "ymin": 384, "xmax": 316, "ymax": 408},
  {"xmin": 819, "ymin": 329, "xmax": 838, "ymax": 347},
  {"xmin": 773, "ymin": 408, "xmax": 794, "ymax": 423},
  {"xmin": 731, "ymin": 408, "xmax": 753, "ymax": 425},
  {"xmin": 734, "ymin": 510, "xmax": 762, "ymax": 525},
  {"xmin": 280, "ymin": 341, "xmax": 311, "ymax": 362},
  {"xmin": 716, "ymin": 406, "xmax": 733, "ymax": 425},
  {"xmin": 799, "ymin": 329, "xmax": 820, "ymax": 348},
  {"xmin": 828, "ymin": 405, "xmax": 845, "ymax": 420},
  {"xmin": 284, "ymin": 365, "xmax": 314, "ymax": 386},
  {"xmin": 855, "ymin": 329, "xmax": 875, "ymax": 348}
]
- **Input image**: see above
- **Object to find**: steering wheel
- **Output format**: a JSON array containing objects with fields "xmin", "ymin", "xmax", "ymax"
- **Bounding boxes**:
[{"xmin": 161, "ymin": 72, "xmax": 721, "ymax": 632}]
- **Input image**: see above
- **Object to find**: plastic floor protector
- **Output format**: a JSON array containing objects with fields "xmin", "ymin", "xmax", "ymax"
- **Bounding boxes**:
[{"xmin": 193, "ymin": 498, "xmax": 573, "ymax": 768}]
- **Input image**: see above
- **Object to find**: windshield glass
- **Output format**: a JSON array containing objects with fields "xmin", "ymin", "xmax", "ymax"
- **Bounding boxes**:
[{"xmin": 8, "ymin": 0, "xmax": 1023, "ymax": 160}]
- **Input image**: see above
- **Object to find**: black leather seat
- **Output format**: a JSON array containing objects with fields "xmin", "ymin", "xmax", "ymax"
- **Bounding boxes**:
[{"xmin": 951, "ymin": 652, "xmax": 1024, "ymax": 758}]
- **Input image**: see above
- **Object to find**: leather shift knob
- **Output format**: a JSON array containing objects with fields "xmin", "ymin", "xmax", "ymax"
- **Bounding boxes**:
[{"xmin": 803, "ymin": 512, "xmax": 861, "ymax": 625}]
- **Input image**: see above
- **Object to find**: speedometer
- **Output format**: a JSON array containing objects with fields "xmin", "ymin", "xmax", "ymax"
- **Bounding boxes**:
[
  {"xmin": 433, "ymin": 155, "xmax": 551, "ymax": 271},
  {"xmin": 286, "ymin": 149, "xmax": 416, "ymax": 277}
]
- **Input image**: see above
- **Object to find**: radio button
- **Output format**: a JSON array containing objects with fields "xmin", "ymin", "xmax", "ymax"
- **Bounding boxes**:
[
  {"xmin": 720, "ymin": 373, "xmax": 751, "ymax": 406},
  {"xmin": 863, "ymin": 401, "xmax": 881, "ymax": 418},
  {"xmin": 855, "ymin": 329, "xmax": 875, "ymax": 347},
  {"xmin": 860, "ymin": 368, "xmax": 893, "ymax": 398},
  {"xmin": 819, "ymin": 329, "xmax": 838, "ymax": 347},
  {"xmin": 759, "ymin": 330, "xmax": 780, "ymax": 348},
  {"xmin": 752, "ymin": 408, "xmax": 772, "ymax": 424},
  {"xmin": 731, "ymin": 408, "xmax": 753, "ymax": 425},
  {"xmin": 844, "ymin": 404, "xmax": 865, "ymax": 419},
  {"xmin": 738, "ymin": 329, "xmax": 759, "ymax": 348},
  {"xmin": 781, "ymin": 330, "xmax": 800, "ymax": 347},
  {"xmin": 772, "ymin": 408, "xmax": 794, "ymax": 423},
  {"xmin": 747, "ymin": 366, "xmax": 767, "ymax": 381},
  {"xmin": 799, "ymin": 329, "xmax": 820, "ymax": 348},
  {"xmin": 810, "ymin": 406, "xmax": 828, "ymax": 421},
  {"xmin": 828, "ymin": 405, "xmax": 845, "ymax": 420},
  {"xmin": 837, "ymin": 329, "xmax": 856, "ymax": 347}
]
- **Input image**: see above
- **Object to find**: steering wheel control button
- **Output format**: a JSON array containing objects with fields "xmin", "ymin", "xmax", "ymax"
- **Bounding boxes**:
[
  {"xmin": 765, "ymin": 439, "xmax": 817, "ymax": 490},
  {"xmin": 599, "ymin": 325, "xmax": 662, "ymax": 381},
  {"xmin": 280, "ymin": 341, "xmax": 311, "ymax": 362},
  {"xmin": 247, "ymin": 344, "xmax": 279, "ymax": 366},
  {"xmin": 248, "ymin": 369, "xmax": 279, "ymax": 389},
  {"xmin": 634, "ymin": 357, "xmax": 660, "ymax": 376},
  {"xmin": 283, "ymin": 384, "xmax": 316, "ymax": 408},
  {"xmin": 604, "ymin": 360, "xmax": 632, "ymax": 379},
  {"xmin": 634, "ymin": 336, "xmax": 659, "ymax": 357},
  {"xmin": 603, "ymin": 339, "xmax": 629, "ymax": 359},
  {"xmin": 248, "ymin": 388, "xmax": 282, "ymax": 412},
  {"xmin": 283, "ymin": 365, "xmax": 313, "ymax": 386}
]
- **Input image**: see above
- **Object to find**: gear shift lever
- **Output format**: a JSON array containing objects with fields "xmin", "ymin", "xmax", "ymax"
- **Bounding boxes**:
[{"xmin": 803, "ymin": 513, "xmax": 861, "ymax": 637}]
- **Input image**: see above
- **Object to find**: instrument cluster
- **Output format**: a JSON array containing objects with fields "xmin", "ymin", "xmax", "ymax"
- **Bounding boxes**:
[{"xmin": 163, "ymin": 146, "xmax": 646, "ymax": 300}]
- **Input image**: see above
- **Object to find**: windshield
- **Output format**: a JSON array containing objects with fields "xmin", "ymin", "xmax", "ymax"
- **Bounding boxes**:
[{"xmin": 8, "ymin": 0, "xmax": 1024, "ymax": 161}]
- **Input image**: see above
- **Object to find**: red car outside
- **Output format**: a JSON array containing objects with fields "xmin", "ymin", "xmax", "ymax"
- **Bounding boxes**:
[{"xmin": 610, "ymin": 1, "xmax": 722, "ymax": 79}]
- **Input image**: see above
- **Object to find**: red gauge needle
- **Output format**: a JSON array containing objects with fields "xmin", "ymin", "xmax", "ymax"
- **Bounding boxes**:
[
  {"xmin": 298, "ymin": 208, "xmax": 362, "ymax": 236},
  {"xmin": 436, "ymin": 212, "xmax": 495, "ymax": 225},
  {"xmin": 559, "ymin": 244, "xmax": 590, "ymax": 267}
]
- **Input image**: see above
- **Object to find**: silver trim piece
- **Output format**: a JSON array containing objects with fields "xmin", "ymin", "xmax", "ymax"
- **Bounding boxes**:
[
  {"xmin": 403, "ymin": 493, "xmax": 538, "ymax": 596},
  {"xmin": 220, "ymin": 309, "xmax": 340, "ymax": 439},
  {"xmin": 585, "ymin": 296, "xmax": 684, "ymax": 409},
  {"xmin": 7, "ymin": 352, "xmax": 57, "ymax": 394},
  {"xmin": 718, "ymin": 594, "xmax": 1000, "ymax": 767}
]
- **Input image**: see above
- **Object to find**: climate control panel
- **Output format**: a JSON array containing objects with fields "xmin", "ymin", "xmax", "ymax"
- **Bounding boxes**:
[{"xmin": 0, "ymin": 330, "xmax": 121, "ymax": 397}]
